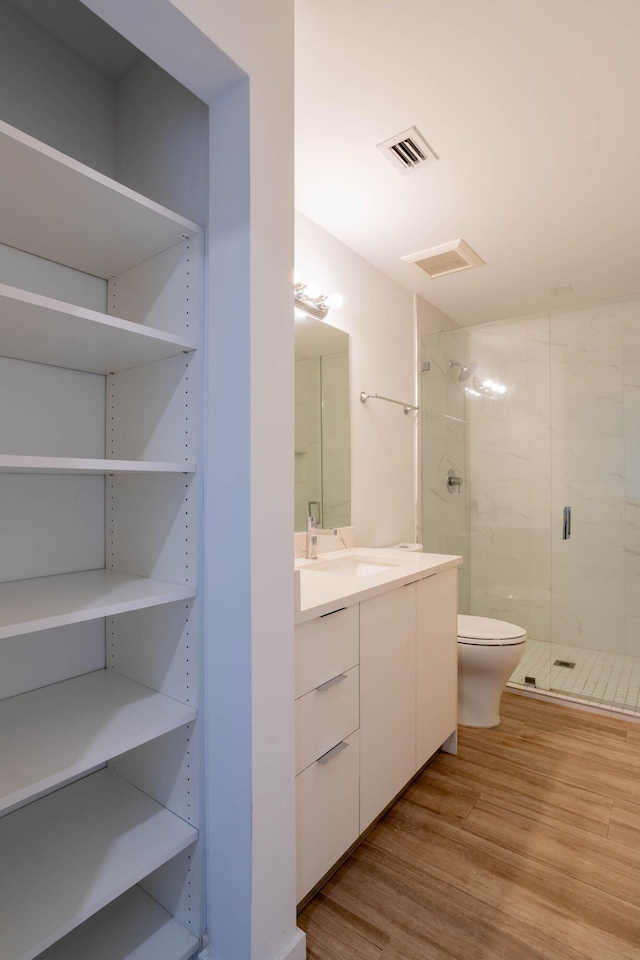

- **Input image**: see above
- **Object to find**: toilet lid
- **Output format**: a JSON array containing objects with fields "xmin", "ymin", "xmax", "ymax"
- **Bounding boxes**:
[{"xmin": 458, "ymin": 615, "xmax": 527, "ymax": 646}]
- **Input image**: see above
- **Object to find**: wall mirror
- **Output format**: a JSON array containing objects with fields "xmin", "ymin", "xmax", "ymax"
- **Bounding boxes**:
[{"xmin": 295, "ymin": 315, "xmax": 350, "ymax": 532}]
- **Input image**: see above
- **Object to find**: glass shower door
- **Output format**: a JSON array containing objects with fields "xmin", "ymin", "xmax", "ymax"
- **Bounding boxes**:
[
  {"xmin": 464, "ymin": 314, "xmax": 553, "ymax": 692},
  {"xmin": 549, "ymin": 296, "xmax": 640, "ymax": 710}
]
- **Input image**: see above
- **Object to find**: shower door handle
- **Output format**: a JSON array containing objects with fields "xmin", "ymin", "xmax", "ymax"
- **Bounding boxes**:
[{"xmin": 562, "ymin": 506, "xmax": 572, "ymax": 540}]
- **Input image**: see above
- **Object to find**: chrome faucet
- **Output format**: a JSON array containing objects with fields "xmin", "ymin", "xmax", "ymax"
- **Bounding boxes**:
[{"xmin": 306, "ymin": 516, "xmax": 339, "ymax": 560}]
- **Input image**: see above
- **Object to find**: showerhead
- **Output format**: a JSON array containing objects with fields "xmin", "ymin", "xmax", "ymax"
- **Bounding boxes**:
[{"xmin": 449, "ymin": 359, "xmax": 478, "ymax": 382}]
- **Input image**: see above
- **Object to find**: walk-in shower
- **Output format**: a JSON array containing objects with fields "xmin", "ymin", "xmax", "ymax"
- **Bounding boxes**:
[{"xmin": 421, "ymin": 293, "xmax": 640, "ymax": 715}]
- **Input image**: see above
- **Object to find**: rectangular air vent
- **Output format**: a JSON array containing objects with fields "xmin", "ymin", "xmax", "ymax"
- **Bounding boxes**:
[
  {"xmin": 377, "ymin": 127, "xmax": 437, "ymax": 175},
  {"xmin": 402, "ymin": 239, "xmax": 484, "ymax": 278}
]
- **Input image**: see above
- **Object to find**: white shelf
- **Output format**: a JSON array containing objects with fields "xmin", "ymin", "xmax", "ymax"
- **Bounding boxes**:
[
  {"xmin": 0, "ymin": 569, "xmax": 196, "ymax": 640},
  {"xmin": 0, "ymin": 283, "xmax": 196, "ymax": 374},
  {"xmin": 37, "ymin": 886, "xmax": 199, "ymax": 960},
  {"xmin": 0, "ymin": 455, "xmax": 196, "ymax": 474},
  {"xmin": 0, "ymin": 769, "xmax": 198, "ymax": 960},
  {"xmin": 0, "ymin": 120, "xmax": 200, "ymax": 278},
  {"xmin": 0, "ymin": 669, "xmax": 197, "ymax": 814}
]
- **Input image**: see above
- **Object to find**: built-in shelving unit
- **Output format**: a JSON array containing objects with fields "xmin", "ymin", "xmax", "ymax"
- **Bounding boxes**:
[
  {"xmin": 0, "ymin": 284, "xmax": 196, "ymax": 375},
  {"xmin": 0, "ymin": 32, "xmax": 206, "ymax": 956},
  {"xmin": 0, "ymin": 569, "xmax": 196, "ymax": 639},
  {"xmin": 0, "ymin": 670, "xmax": 197, "ymax": 812},
  {"xmin": 0, "ymin": 769, "xmax": 198, "ymax": 960},
  {"xmin": 0, "ymin": 455, "xmax": 196, "ymax": 474},
  {"xmin": 38, "ymin": 887, "xmax": 199, "ymax": 960},
  {"xmin": 0, "ymin": 119, "xmax": 199, "ymax": 278}
]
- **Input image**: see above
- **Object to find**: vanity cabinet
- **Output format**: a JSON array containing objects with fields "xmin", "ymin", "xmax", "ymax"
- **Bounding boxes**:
[
  {"xmin": 294, "ymin": 604, "xmax": 361, "ymax": 902},
  {"xmin": 359, "ymin": 584, "xmax": 417, "ymax": 831},
  {"xmin": 295, "ymin": 564, "xmax": 458, "ymax": 904}
]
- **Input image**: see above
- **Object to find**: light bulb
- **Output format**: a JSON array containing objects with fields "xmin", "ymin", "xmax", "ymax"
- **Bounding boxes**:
[
  {"xmin": 325, "ymin": 293, "xmax": 343, "ymax": 309},
  {"xmin": 497, "ymin": 384, "xmax": 507, "ymax": 394},
  {"xmin": 304, "ymin": 282, "xmax": 322, "ymax": 300},
  {"xmin": 482, "ymin": 379, "xmax": 494, "ymax": 388}
]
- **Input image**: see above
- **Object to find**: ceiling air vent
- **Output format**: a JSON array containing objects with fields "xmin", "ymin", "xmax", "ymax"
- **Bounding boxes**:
[
  {"xmin": 377, "ymin": 127, "xmax": 438, "ymax": 175},
  {"xmin": 402, "ymin": 239, "xmax": 484, "ymax": 278}
]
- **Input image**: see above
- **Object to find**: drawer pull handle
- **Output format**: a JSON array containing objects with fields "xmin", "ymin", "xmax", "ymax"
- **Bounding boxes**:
[
  {"xmin": 320, "ymin": 606, "xmax": 347, "ymax": 618},
  {"xmin": 315, "ymin": 673, "xmax": 348, "ymax": 692},
  {"xmin": 317, "ymin": 741, "xmax": 349, "ymax": 765}
]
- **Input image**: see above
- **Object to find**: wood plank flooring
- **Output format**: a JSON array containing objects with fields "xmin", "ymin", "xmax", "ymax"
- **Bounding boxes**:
[{"xmin": 299, "ymin": 692, "xmax": 640, "ymax": 960}]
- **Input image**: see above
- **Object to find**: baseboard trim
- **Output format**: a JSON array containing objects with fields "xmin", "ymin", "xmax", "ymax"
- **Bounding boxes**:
[
  {"xmin": 199, "ymin": 927, "xmax": 306, "ymax": 960},
  {"xmin": 272, "ymin": 927, "xmax": 306, "ymax": 960}
]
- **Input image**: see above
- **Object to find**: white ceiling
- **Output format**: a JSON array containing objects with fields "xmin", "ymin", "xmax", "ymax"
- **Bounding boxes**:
[{"xmin": 295, "ymin": 0, "xmax": 640, "ymax": 326}]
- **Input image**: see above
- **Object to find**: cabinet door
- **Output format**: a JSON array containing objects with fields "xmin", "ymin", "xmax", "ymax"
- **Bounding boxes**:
[
  {"xmin": 360, "ymin": 584, "xmax": 416, "ymax": 831},
  {"xmin": 416, "ymin": 568, "xmax": 458, "ymax": 767}
]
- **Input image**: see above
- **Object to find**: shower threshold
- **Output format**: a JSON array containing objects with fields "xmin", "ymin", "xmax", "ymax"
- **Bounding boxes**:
[{"xmin": 508, "ymin": 637, "xmax": 640, "ymax": 717}]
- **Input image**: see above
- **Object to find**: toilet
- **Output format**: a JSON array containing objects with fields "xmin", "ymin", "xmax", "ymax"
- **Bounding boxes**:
[{"xmin": 457, "ymin": 615, "xmax": 527, "ymax": 727}]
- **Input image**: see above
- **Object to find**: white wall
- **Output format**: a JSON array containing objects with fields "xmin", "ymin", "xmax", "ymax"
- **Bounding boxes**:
[
  {"xmin": 0, "ymin": 243, "xmax": 105, "ymax": 311},
  {"xmin": 416, "ymin": 293, "xmax": 460, "ymax": 338},
  {"xmin": 0, "ymin": 0, "xmax": 116, "ymax": 176},
  {"xmin": 296, "ymin": 212, "xmax": 416, "ymax": 546}
]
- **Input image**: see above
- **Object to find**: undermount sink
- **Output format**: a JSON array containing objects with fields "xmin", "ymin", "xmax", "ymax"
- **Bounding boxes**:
[{"xmin": 306, "ymin": 555, "xmax": 407, "ymax": 577}]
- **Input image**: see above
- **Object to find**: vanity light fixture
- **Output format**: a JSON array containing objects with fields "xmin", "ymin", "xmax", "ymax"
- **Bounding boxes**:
[{"xmin": 294, "ymin": 277, "xmax": 343, "ymax": 321}]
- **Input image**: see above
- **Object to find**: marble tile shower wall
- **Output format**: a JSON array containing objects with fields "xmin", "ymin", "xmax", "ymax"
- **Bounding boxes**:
[
  {"xmin": 295, "ymin": 356, "xmax": 322, "ymax": 532},
  {"xmin": 320, "ymin": 351, "xmax": 350, "ymax": 529},
  {"xmin": 421, "ymin": 329, "xmax": 471, "ymax": 612},
  {"xmin": 550, "ymin": 297, "xmax": 640, "ymax": 655}
]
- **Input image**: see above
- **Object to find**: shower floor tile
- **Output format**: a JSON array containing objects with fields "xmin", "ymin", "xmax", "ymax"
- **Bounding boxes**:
[{"xmin": 509, "ymin": 638, "xmax": 640, "ymax": 713}]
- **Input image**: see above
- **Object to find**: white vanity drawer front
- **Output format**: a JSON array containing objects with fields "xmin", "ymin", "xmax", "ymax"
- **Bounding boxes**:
[
  {"xmin": 295, "ymin": 665, "xmax": 359, "ymax": 775},
  {"xmin": 295, "ymin": 604, "xmax": 359, "ymax": 698},
  {"xmin": 296, "ymin": 729, "xmax": 360, "ymax": 903}
]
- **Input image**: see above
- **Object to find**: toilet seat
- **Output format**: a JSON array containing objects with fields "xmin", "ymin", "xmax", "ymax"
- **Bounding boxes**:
[{"xmin": 458, "ymin": 615, "xmax": 527, "ymax": 646}]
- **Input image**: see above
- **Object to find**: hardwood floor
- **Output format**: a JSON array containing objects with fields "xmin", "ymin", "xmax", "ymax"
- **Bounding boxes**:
[{"xmin": 299, "ymin": 692, "xmax": 640, "ymax": 960}]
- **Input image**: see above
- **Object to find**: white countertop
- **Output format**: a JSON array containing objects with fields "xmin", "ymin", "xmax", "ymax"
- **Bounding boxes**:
[{"xmin": 295, "ymin": 548, "xmax": 463, "ymax": 624}]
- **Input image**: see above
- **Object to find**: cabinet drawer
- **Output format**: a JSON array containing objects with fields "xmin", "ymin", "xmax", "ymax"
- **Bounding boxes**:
[
  {"xmin": 296, "ymin": 730, "xmax": 359, "ymax": 903},
  {"xmin": 295, "ymin": 665, "xmax": 359, "ymax": 775},
  {"xmin": 295, "ymin": 604, "xmax": 359, "ymax": 698}
]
